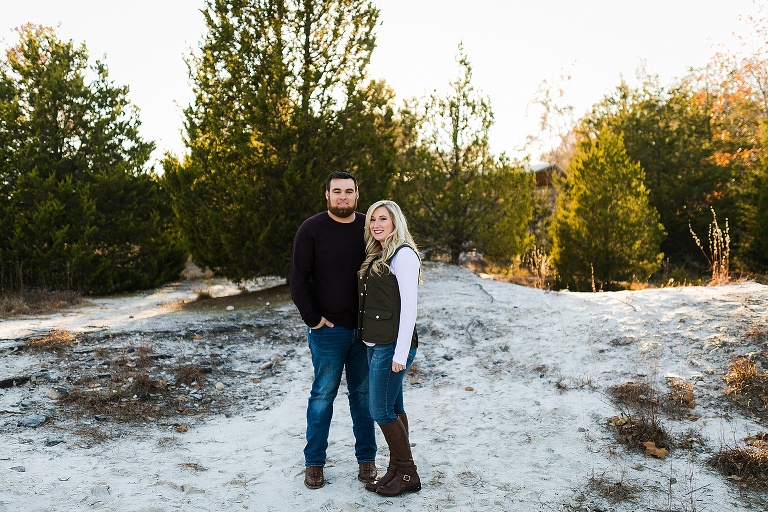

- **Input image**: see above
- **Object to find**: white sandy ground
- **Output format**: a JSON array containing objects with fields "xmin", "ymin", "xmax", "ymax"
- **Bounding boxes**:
[{"xmin": 1, "ymin": 263, "xmax": 767, "ymax": 511}]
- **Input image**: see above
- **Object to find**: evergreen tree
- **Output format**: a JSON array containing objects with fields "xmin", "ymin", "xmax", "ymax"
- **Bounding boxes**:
[
  {"xmin": 164, "ymin": 0, "xmax": 397, "ymax": 280},
  {"xmin": 551, "ymin": 130, "xmax": 664, "ymax": 290},
  {"xmin": 751, "ymin": 119, "xmax": 768, "ymax": 269},
  {"xmin": 0, "ymin": 25, "xmax": 185, "ymax": 293},
  {"xmin": 394, "ymin": 50, "xmax": 533, "ymax": 264},
  {"xmin": 580, "ymin": 74, "xmax": 719, "ymax": 267}
]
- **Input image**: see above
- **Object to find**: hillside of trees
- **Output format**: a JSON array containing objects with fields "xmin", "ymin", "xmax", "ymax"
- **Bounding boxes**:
[{"xmin": 2, "ymin": 0, "xmax": 768, "ymax": 295}]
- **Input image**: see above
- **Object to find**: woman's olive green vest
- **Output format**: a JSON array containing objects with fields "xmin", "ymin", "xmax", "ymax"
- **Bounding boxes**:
[{"xmin": 357, "ymin": 244, "xmax": 418, "ymax": 347}]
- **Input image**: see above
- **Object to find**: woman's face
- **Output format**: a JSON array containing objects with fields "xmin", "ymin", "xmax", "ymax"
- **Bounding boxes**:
[{"xmin": 370, "ymin": 205, "xmax": 394, "ymax": 244}]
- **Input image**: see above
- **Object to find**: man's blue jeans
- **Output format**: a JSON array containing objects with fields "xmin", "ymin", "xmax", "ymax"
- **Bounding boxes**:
[
  {"xmin": 367, "ymin": 342, "xmax": 417, "ymax": 425},
  {"xmin": 305, "ymin": 325, "xmax": 377, "ymax": 467}
]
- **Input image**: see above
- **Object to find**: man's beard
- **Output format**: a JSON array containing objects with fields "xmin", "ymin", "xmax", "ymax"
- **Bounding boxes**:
[{"xmin": 328, "ymin": 198, "xmax": 357, "ymax": 219}]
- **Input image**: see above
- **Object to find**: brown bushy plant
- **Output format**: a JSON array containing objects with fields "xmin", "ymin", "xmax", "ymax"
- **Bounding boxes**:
[
  {"xmin": 175, "ymin": 364, "xmax": 205, "ymax": 386},
  {"xmin": 607, "ymin": 381, "xmax": 673, "ymax": 455},
  {"xmin": 0, "ymin": 290, "xmax": 85, "ymax": 317},
  {"xmin": 25, "ymin": 329, "xmax": 77, "ymax": 351},
  {"xmin": 709, "ymin": 434, "xmax": 768, "ymax": 490},
  {"xmin": 587, "ymin": 472, "xmax": 641, "ymax": 503},
  {"xmin": 664, "ymin": 377, "xmax": 696, "ymax": 418},
  {"xmin": 57, "ymin": 346, "xmax": 217, "ymax": 426},
  {"xmin": 724, "ymin": 357, "xmax": 768, "ymax": 414}
]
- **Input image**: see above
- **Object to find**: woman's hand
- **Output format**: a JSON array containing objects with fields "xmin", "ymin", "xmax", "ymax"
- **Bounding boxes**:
[{"xmin": 392, "ymin": 361, "xmax": 405, "ymax": 372}]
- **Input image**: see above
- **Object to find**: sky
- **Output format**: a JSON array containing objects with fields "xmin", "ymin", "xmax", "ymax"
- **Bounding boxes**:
[{"xmin": 2, "ymin": 0, "xmax": 763, "ymax": 165}]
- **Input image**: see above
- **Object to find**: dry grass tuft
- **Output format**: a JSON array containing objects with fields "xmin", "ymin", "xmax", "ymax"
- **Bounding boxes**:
[
  {"xmin": 56, "ymin": 346, "xmax": 220, "ymax": 429},
  {"xmin": 724, "ymin": 357, "xmax": 768, "ymax": 414},
  {"xmin": 587, "ymin": 472, "xmax": 641, "ymax": 503},
  {"xmin": 677, "ymin": 428, "xmax": 704, "ymax": 450},
  {"xmin": 157, "ymin": 436, "xmax": 182, "ymax": 449},
  {"xmin": 709, "ymin": 435, "xmax": 768, "ymax": 490},
  {"xmin": 0, "ymin": 289, "xmax": 86, "ymax": 317},
  {"xmin": 193, "ymin": 288, "xmax": 212, "ymax": 300},
  {"xmin": 406, "ymin": 362, "xmax": 425, "ymax": 385},
  {"xmin": 664, "ymin": 377, "xmax": 696, "ymax": 418},
  {"xmin": 62, "ymin": 390, "xmax": 123, "ymax": 417},
  {"xmin": 608, "ymin": 381, "xmax": 657, "ymax": 410},
  {"xmin": 129, "ymin": 373, "xmax": 157, "ymax": 395},
  {"xmin": 25, "ymin": 329, "xmax": 77, "ymax": 351},
  {"xmin": 72, "ymin": 425, "xmax": 113, "ymax": 445},
  {"xmin": 176, "ymin": 364, "xmax": 205, "ymax": 386},
  {"xmin": 607, "ymin": 381, "xmax": 673, "ymax": 455},
  {"xmin": 179, "ymin": 461, "xmax": 208, "ymax": 472},
  {"xmin": 608, "ymin": 415, "xmax": 673, "ymax": 455},
  {"xmin": 744, "ymin": 324, "xmax": 768, "ymax": 344}
]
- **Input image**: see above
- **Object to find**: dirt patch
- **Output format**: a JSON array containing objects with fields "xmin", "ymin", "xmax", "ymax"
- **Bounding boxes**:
[
  {"xmin": 3, "ymin": 285, "xmax": 302, "ymax": 442},
  {"xmin": 181, "ymin": 283, "xmax": 292, "ymax": 312}
]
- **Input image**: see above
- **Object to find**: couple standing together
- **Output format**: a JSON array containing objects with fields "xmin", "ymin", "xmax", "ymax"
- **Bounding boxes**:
[{"xmin": 290, "ymin": 171, "xmax": 421, "ymax": 497}]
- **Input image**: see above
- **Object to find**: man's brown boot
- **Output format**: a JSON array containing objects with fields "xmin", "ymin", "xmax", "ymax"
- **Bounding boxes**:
[
  {"xmin": 375, "ymin": 417, "xmax": 421, "ymax": 496},
  {"xmin": 365, "ymin": 413, "xmax": 409, "ymax": 492},
  {"xmin": 358, "ymin": 461, "xmax": 377, "ymax": 483},
  {"xmin": 304, "ymin": 466, "xmax": 325, "ymax": 489}
]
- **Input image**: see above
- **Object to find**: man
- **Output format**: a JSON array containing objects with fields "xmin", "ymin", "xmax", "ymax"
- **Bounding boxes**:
[{"xmin": 290, "ymin": 171, "xmax": 377, "ymax": 489}]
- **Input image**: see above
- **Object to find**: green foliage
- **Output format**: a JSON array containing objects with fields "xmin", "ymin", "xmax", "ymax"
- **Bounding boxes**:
[
  {"xmin": 580, "ymin": 74, "xmax": 722, "ymax": 267},
  {"xmin": 551, "ymin": 130, "xmax": 664, "ymax": 290},
  {"xmin": 696, "ymin": 51, "xmax": 768, "ymax": 271},
  {"xmin": 394, "ymin": 50, "xmax": 534, "ymax": 264},
  {"xmin": 751, "ymin": 119, "xmax": 768, "ymax": 270},
  {"xmin": 0, "ymin": 25, "xmax": 186, "ymax": 293},
  {"xmin": 165, "ymin": 0, "xmax": 397, "ymax": 281}
]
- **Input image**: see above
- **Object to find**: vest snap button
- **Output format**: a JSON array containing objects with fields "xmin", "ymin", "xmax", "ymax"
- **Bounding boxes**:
[{"xmin": 375, "ymin": 315, "xmax": 379, "ymax": 319}]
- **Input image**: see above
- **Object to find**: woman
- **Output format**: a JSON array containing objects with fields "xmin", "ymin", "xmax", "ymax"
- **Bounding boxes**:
[{"xmin": 357, "ymin": 200, "xmax": 421, "ymax": 496}]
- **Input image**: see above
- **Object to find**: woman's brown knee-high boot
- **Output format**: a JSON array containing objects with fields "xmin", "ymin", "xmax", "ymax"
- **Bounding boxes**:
[
  {"xmin": 365, "ymin": 413, "xmax": 409, "ymax": 492},
  {"xmin": 375, "ymin": 417, "xmax": 421, "ymax": 496}
]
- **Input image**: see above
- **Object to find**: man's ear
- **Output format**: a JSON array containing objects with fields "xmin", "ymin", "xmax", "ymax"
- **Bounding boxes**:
[{"xmin": 325, "ymin": 190, "xmax": 330, "ymax": 200}]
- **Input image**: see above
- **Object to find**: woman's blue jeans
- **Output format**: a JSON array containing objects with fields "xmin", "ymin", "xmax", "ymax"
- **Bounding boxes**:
[
  {"xmin": 305, "ymin": 325, "xmax": 377, "ymax": 467},
  {"xmin": 367, "ymin": 343, "xmax": 417, "ymax": 425}
]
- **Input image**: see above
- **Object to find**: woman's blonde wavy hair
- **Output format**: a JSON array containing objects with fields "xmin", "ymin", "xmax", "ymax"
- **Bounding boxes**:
[{"xmin": 359, "ymin": 200, "xmax": 421, "ymax": 281}]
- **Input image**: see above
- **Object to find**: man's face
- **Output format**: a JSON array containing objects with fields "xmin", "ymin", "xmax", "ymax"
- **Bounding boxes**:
[{"xmin": 326, "ymin": 178, "xmax": 358, "ymax": 219}]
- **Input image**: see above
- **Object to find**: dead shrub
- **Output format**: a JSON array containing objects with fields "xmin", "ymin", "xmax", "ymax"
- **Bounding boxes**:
[
  {"xmin": 25, "ymin": 329, "xmax": 77, "ymax": 351},
  {"xmin": 129, "ymin": 372, "xmax": 156, "ymax": 395},
  {"xmin": 724, "ymin": 357, "xmax": 768, "ymax": 413},
  {"xmin": 709, "ymin": 434, "xmax": 768, "ymax": 490},
  {"xmin": 62, "ymin": 390, "xmax": 122, "ymax": 416},
  {"xmin": 404, "ymin": 362, "xmax": 426, "ymax": 385},
  {"xmin": 194, "ymin": 288, "xmax": 212, "ymax": 300},
  {"xmin": 157, "ymin": 436, "xmax": 181, "ymax": 449},
  {"xmin": 677, "ymin": 428, "xmax": 704, "ymax": 450},
  {"xmin": 0, "ymin": 289, "xmax": 85, "ymax": 317},
  {"xmin": 72, "ymin": 425, "xmax": 113, "ymax": 445},
  {"xmin": 55, "ymin": 345, "xmax": 222, "ymax": 429},
  {"xmin": 664, "ymin": 378, "xmax": 696, "ymax": 418},
  {"xmin": 175, "ymin": 364, "xmax": 205, "ymax": 387},
  {"xmin": 135, "ymin": 346, "xmax": 155, "ymax": 368},
  {"xmin": 607, "ymin": 381, "xmax": 658, "ymax": 412},
  {"xmin": 608, "ymin": 415, "xmax": 672, "ymax": 458},
  {"xmin": 179, "ymin": 461, "xmax": 208, "ymax": 472},
  {"xmin": 744, "ymin": 325, "xmax": 768, "ymax": 344},
  {"xmin": 587, "ymin": 472, "xmax": 640, "ymax": 503},
  {"xmin": 607, "ymin": 381, "xmax": 672, "ymax": 456}
]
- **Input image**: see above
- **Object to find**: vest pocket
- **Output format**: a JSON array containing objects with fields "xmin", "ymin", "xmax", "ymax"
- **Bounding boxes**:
[{"xmin": 361, "ymin": 308, "xmax": 395, "ymax": 343}]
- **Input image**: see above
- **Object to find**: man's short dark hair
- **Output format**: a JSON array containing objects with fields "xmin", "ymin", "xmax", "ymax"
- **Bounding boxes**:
[{"xmin": 325, "ymin": 171, "xmax": 357, "ymax": 191}]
